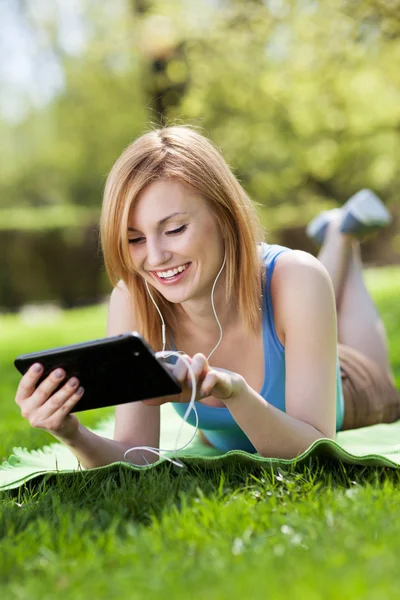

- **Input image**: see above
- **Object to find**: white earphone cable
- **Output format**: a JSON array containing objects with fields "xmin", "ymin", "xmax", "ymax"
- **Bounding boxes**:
[{"xmin": 124, "ymin": 253, "xmax": 226, "ymax": 469}]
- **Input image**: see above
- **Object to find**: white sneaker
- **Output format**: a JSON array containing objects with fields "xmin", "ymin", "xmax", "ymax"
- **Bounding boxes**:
[
  {"xmin": 340, "ymin": 189, "xmax": 392, "ymax": 236},
  {"xmin": 306, "ymin": 208, "xmax": 343, "ymax": 247},
  {"xmin": 306, "ymin": 189, "xmax": 392, "ymax": 246}
]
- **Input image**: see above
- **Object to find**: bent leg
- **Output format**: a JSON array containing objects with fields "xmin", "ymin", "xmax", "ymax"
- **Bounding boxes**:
[
  {"xmin": 316, "ymin": 213, "xmax": 353, "ymax": 308},
  {"xmin": 337, "ymin": 241, "xmax": 394, "ymax": 381},
  {"xmin": 317, "ymin": 214, "xmax": 394, "ymax": 382}
]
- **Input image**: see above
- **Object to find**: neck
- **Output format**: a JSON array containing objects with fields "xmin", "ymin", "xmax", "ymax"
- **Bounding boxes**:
[{"xmin": 175, "ymin": 295, "xmax": 236, "ymax": 339}]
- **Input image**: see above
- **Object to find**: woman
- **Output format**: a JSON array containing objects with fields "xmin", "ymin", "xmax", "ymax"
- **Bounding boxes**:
[{"xmin": 15, "ymin": 126, "xmax": 400, "ymax": 467}]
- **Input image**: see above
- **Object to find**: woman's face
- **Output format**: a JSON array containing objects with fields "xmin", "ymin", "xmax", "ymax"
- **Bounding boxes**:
[{"xmin": 127, "ymin": 178, "xmax": 225, "ymax": 303}]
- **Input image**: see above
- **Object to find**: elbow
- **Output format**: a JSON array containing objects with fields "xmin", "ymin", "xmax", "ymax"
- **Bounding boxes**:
[
  {"xmin": 314, "ymin": 426, "xmax": 335, "ymax": 441},
  {"xmin": 300, "ymin": 417, "xmax": 336, "ymax": 442}
]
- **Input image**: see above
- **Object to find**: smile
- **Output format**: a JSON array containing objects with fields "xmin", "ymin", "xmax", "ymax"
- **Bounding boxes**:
[{"xmin": 152, "ymin": 262, "xmax": 192, "ymax": 284}]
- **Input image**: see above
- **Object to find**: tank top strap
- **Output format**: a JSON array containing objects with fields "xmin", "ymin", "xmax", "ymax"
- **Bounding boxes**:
[{"xmin": 258, "ymin": 241, "xmax": 293, "ymax": 317}]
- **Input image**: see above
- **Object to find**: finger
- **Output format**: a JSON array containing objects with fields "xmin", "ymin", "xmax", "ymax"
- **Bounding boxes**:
[
  {"xmin": 200, "ymin": 371, "xmax": 219, "ymax": 397},
  {"xmin": 15, "ymin": 363, "xmax": 46, "ymax": 404},
  {"xmin": 188, "ymin": 353, "xmax": 208, "ymax": 381},
  {"xmin": 186, "ymin": 355, "xmax": 208, "ymax": 392},
  {"xmin": 31, "ymin": 382, "xmax": 85, "ymax": 428},
  {"xmin": 44, "ymin": 387, "xmax": 85, "ymax": 431},
  {"xmin": 174, "ymin": 354, "xmax": 191, "ymax": 382},
  {"xmin": 28, "ymin": 368, "xmax": 70, "ymax": 410}
]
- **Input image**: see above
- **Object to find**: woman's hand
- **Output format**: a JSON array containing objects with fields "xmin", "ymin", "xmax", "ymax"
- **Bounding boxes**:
[
  {"xmin": 142, "ymin": 353, "xmax": 245, "ymax": 407},
  {"xmin": 15, "ymin": 363, "xmax": 84, "ymax": 441}
]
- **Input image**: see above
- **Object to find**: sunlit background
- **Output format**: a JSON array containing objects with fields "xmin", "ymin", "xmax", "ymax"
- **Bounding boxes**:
[{"xmin": 1, "ymin": 0, "xmax": 399, "ymax": 314}]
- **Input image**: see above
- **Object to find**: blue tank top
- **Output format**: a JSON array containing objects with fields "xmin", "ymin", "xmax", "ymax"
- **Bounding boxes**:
[{"xmin": 170, "ymin": 243, "xmax": 345, "ymax": 452}]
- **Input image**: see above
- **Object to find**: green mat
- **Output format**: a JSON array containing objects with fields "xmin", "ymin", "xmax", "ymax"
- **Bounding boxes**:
[{"xmin": 1, "ymin": 404, "xmax": 400, "ymax": 491}]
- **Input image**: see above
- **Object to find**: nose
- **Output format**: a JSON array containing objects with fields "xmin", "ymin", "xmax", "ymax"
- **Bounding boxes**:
[{"xmin": 145, "ymin": 238, "xmax": 171, "ymax": 270}]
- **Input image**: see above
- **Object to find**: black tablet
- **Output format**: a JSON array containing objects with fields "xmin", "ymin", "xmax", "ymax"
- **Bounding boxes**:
[{"xmin": 14, "ymin": 332, "xmax": 182, "ymax": 412}]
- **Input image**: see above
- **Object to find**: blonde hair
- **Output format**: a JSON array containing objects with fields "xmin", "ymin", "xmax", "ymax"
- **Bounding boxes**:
[{"xmin": 100, "ymin": 125, "xmax": 266, "ymax": 351}]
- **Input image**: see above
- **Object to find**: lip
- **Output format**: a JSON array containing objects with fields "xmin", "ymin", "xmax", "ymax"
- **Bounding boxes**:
[
  {"xmin": 151, "ymin": 262, "xmax": 192, "ymax": 285},
  {"xmin": 150, "ymin": 263, "xmax": 190, "ymax": 273}
]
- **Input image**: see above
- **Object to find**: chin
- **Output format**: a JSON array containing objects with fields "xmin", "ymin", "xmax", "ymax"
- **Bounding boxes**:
[{"xmin": 160, "ymin": 290, "xmax": 192, "ymax": 303}]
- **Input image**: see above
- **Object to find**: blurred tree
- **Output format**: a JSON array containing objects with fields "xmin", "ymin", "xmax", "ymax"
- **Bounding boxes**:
[
  {"xmin": 1, "ymin": 0, "xmax": 399, "ymax": 308},
  {"xmin": 130, "ymin": 0, "xmax": 190, "ymax": 124},
  {"xmin": 164, "ymin": 0, "xmax": 400, "ymax": 214},
  {"xmin": 0, "ymin": 0, "xmax": 399, "ymax": 217},
  {"xmin": 0, "ymin": 0, "xmax": 148, "ymax": 209}
]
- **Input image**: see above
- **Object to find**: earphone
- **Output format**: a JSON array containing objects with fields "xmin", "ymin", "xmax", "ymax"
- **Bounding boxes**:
[{"xmin": 123, "ymin": 251, "xmax": 226, "ymax": 469}]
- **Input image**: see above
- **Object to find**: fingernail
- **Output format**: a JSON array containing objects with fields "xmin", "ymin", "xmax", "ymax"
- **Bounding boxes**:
[
  {"xmin": 55, "ymin": 369, "xmax": 64, "ymax": 379},
  {"xmin": 33, "ymin": 363, "xmax": 42, "ymax": 373}
]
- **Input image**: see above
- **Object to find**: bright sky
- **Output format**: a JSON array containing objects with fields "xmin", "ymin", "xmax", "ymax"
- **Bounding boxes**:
[
  {"xmin": 0, "ymin": 0, "xmax": 86, "ymax": 122},
  {"xmin": 0, "ymin": 0, "xmax": 282, "ymax": 123}
]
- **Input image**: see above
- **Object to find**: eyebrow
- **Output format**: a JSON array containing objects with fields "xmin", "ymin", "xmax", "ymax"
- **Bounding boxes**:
[{"xmin": 128, "ymin": 211, "xmax": 190, "ymax": 233}]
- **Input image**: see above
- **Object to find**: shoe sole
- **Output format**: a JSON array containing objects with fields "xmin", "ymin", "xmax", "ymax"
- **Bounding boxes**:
[
  {"xmin": 340, "ymin": 189, "xmax": 392, "ymax": 234},
  {"xmin": 340, "ymin": 214, "xmax": 390, "ymax": 237},
  {"xmin": 307, "ymin": 190, "xmax": 392, "ymax": 245}
]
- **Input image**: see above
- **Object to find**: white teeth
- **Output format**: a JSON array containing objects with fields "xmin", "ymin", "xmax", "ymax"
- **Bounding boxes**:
[{"xmin": 156, "ymin": 263, "xmax": 189, "ymax": 279}]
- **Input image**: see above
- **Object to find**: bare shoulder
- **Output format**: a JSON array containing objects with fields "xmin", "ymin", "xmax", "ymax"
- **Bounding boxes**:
[
  {"xmin": 115, "ymin": 279, "xmax": 130, "ymax": 297},
  {"xmin": 274, "ymin": 249, "xmax": 329, "ymax": 278},
  {"xmin": 272, "ymin": 249, "xmax": 333, "ymax": 297},
  {"xmin": 271, "ymin": 250, "xmax": 334, "ymax": 344},
  {"xmin": 108, "ymin": 280, "xmax": 160, "ymax": 449},
  {"xmin": 107, "ymin": 279, "xmax": 137, "ymax": 336}
]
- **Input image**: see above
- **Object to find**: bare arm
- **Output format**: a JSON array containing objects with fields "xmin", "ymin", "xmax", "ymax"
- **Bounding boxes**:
[
  {"xmin": 53, "ymin": 424, "xmax": 145, "ymax": 468},
  {"xmin": 58, "ymin": 281, "xmax": 165, "ymax": 467},
  {"xmin": 223, "ymin": 252, "xmax": 338, "ymax": 457},
  {"xmin": 17, "ymin": 281, "xmax": 168, "ymax": 469},
  {"xmin": 223, "ymin": 382, "xmax": 329, "ymax": 459},
  {"xmin": 16, "ymin": 359, "xmax": 136, "ymax": 469}
]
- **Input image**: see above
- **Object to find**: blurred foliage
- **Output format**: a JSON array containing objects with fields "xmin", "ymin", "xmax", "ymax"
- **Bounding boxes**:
[
  {"xmin": 0, "ymin": 205, "xmax": 98, "ymax": 231},
  {"xmin": 0, "ymin": 0, "xmax": 399, "ymax": 307},
  {"xmin": 171, "ymin": 0, "xmax": 400, "ymax": 212},
  {"xmin": 1, "ymin": 0, "xmax": 399, "ymax": 216},
  {"xmin": 0, "ymin": 224, "xmax": 109, "ymax": 309},
  {"xmin": 0, "ymin": 1, "xmax": 148, "ymax": 210}
]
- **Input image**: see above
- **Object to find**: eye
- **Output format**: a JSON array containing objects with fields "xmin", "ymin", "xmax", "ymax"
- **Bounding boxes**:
[
  {"xmin": 166, "ymin": 224, "xmax": 187, "ymax": 236},
  {"xmin": 128, "ymin": 224, "xmax": 187, "ymax": 245}
]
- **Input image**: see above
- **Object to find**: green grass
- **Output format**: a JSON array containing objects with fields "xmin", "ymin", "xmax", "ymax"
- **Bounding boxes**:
[
  {"xmin": 1, "ymin": 265, "xmax": 400, "ymax": 599},
  {"xmin": 0, "ymin": 302, "xmax": 110, "ymax": 460},
  {"xmin": 1, "ymin": 466, "xmax": 400, "ymax": 599}
]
